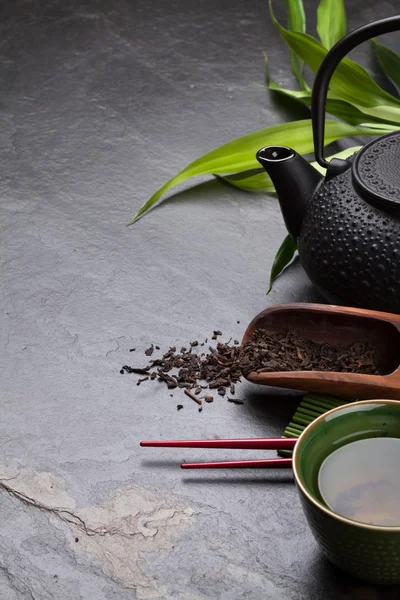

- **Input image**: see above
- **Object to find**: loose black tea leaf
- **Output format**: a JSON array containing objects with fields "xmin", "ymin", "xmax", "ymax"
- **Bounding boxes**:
[
  {"xmin": 145, "ymin": 345, "xmax": 154, "ymax": 356},
  {"xmin": 184, "ymin": 388, "xmax": 202, "ymax": 406},
  {"xmin": 122, "ymin": 366, "xmax": 150, "ymax": 375},
  {"xmin": 227, "ymin": 398, "xmax": 244, "ymax": 405},
  {"xmin": 121, "ymin": 327, "xmax": 381, "ymax": 411},
  {"xmin": 240, "ymin": 330, "xmax": 380, "ymax": 376}
]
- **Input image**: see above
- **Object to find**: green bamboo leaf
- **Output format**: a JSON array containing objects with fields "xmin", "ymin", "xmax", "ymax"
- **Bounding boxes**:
[
  {"xmin": 221, "ymin": 146, "xmax": 362, "ymax": 192},
  {"xmin": 218, "ymin": 168, "xmax": 273, "ymax": 192},
  {"xmin": 270, "ymin": 3, "xmax": 400, "ymax": 123},
  {"xmin": 356, "ymin": 122, "xmax": 400, "ymax": 131},
  {"xmin": 371, "ymin": 38, "xmax": 400, "ymax": 91},
  {"xmin": 316, "ymin": 100, "xmax": 399, "ymax": 126},
  {"xmin": 285, "ymin": 0, "xmax": 306, "ymax": 38},
  {"xmin": 267, "ymin": 235, "xmax": 298, "ymax": 293},
  {"xmin": 268, "ymin": 79, "xmax": 392, "ymax": 126},
  {"xmin": 317, "ymin": 0, "xmax": 346, "ymax": 49},
  {"xmin": 129, "ymin": 120, "xmax": 382, "ymax": 224},
  {"xmin": 284, "ymin": 0, "xmax": 310, "ymax": 91}
]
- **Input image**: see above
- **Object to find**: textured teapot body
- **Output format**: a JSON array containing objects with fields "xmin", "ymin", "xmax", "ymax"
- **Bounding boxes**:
[
  {"xmin": 298, "ymin": 160, "xmax": 400, "ymax": 312},
  {"xmin": 256, "ymin": 16, "xmax": 400, "ymax": 313}
]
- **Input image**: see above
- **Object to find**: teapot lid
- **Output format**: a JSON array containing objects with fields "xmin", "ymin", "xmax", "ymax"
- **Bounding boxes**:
[{"xmin": 352, "ymin": 131, "xmax": 400, "ymax": 212}]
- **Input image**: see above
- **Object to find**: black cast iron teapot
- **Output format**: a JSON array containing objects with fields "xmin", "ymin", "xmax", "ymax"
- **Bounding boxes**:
[{"xmin": 257, "ymin": 16, "xmax": 400, "ymax": 313}]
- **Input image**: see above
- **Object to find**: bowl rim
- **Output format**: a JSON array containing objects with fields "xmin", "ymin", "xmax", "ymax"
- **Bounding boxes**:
[{"xmin": 292, "ymin": 398, "xmax": 400, "ymax": 532}]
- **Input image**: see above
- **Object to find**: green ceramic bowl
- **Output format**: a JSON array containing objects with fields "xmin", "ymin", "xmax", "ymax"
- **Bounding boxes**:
[{"xmin": 293, "ymin": 399, "xmax": 400, "ymax": 584}]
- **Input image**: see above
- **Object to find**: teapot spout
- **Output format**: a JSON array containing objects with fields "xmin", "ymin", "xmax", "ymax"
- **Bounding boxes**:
[{"xmin": 256, "ymin": 146, "xmax": 322, "ymax": 239}]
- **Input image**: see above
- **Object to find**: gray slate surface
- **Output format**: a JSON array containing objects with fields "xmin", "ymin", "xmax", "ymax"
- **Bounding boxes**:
[{"xmin": 2, "ymin": 0, "xmax": 399, "ymax": 598}]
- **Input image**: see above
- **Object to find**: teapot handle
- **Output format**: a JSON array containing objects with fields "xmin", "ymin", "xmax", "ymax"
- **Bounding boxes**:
[{"xmin": 312, "ymin": 15, "xmax": 400, "ymax": 172}]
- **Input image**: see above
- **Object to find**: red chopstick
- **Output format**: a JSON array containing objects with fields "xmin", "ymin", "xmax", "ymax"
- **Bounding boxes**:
[
  {"xmin": 181, "ymin": 458, "xmax": 293, "ymax": 469},
  {"xmin": 140, "ymin": 437, "xmax": 296, "ymax": 469},
  {"xmin": 140, "ymin": 437, "xmax": 297, "ymax": 450}
]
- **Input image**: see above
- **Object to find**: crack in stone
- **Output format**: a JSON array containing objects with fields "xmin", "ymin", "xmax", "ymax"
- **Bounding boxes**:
[
  {"xmin": 0, "ymin": 562, "xmax": 38, "ymax": 600},
  {"xmin": 0, "ymin": 478, "xmax": 187, "ymax": 542},
  {"xmin": 0, "ymin": 477, "xmax": 95, "ymax": 532},
  {"xmin": 0, "ymin": 478, "xmax": 158, "ymax": 540},
  {"xmin": 0, "ymin": 472, "xmax": 193, "ymax": 598}
]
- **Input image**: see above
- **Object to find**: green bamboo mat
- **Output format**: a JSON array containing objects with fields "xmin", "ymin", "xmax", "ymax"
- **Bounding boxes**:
[{"xmin": 278, "ymin": 393, "xmax": 356, "ymax": 457}]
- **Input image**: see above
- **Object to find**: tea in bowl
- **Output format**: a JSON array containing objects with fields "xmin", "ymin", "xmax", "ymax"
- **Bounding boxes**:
[{"xmin": 292, "ymin": 399, "xmax": 400, "ymax": 584}]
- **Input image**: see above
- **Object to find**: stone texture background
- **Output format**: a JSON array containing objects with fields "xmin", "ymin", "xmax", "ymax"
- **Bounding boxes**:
[{"xmin": 1, "ymin": 0, "xmax": 399, "ymax": 597}]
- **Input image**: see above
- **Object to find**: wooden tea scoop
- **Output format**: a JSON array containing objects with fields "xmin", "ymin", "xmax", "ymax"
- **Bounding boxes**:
[
  {"xmin": 140, "ymin": 437, "xmax": 295, "ymax": 469},
  {"xmin": 241, "ymin": 303, "xmax": 400, "ymax": 400}
]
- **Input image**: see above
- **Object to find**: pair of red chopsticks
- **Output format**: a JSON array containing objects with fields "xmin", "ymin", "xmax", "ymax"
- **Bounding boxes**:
[{"xmin": 140, "ymin": 437, "xmax": 296, "ymax": 469}]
